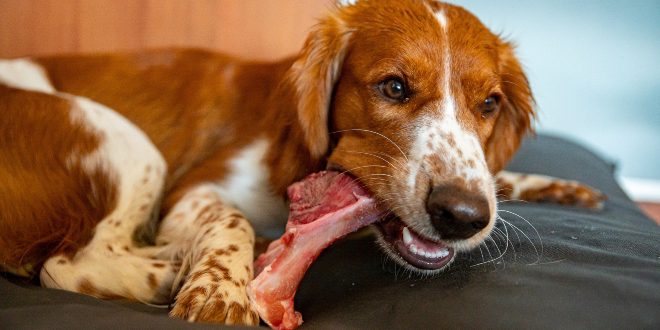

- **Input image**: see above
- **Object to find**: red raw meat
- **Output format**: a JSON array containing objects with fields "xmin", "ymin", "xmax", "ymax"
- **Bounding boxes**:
[{"xmin": 247, "ymin": 171, "xmax": 382, "ymax": 329}]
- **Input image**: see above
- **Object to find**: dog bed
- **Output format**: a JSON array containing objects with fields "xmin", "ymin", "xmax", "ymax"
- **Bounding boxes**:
[{"xmin": 1, "ymin": 135, "xmax": 658, "ymax": 329}]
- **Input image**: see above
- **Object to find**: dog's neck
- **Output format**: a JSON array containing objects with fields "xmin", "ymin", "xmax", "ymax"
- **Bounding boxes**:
[{"xmin": 228, "ymin": 57, "xmax": 328, "ymax": 196}]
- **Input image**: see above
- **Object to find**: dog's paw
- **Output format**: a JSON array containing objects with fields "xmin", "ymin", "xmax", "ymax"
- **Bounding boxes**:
[
  {"xmin": 519, "ymin": 180, "xmax": 606, "ymax": 210},
  {"xmin": 497, "ymin": 172, "xmax": 607, "ymax": 210},
  {"xmin": 170, "ymin": 279, "xmax": 259, "ymax": 325},
  {"xmin": 169, "ymin": 254, "xmax": 259, "ymax": 325}
]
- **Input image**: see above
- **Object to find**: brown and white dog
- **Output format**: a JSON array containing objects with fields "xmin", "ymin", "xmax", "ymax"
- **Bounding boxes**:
[{"xmin": 0, "ymin": 0, "xmax": 604, "ymax": 325}]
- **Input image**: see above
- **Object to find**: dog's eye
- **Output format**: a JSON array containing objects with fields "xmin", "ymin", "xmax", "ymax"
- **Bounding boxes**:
[
  {"xmin": 481, "ymin": 95, "xmax": 500, "ymax": 116},
  {"xmin": 378, "ymin": 78, "xmax": 409, "ymax": 102}
]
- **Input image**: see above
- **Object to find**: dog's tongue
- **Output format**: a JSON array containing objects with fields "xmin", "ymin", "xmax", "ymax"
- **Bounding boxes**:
[{"xmin": 248, "ymin": 171, "xmax": 382, "ymax": 330}]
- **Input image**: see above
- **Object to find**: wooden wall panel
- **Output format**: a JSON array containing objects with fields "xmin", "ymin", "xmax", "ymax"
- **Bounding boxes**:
[{"xmin": 0, "ymin": 0, "xmax": 333, "ymax": 60}]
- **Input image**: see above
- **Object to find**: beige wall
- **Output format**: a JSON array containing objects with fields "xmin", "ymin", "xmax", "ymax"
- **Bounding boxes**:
[{"xmin": 0, "ymin": 0, "xmax": 333, "ymax": 60}]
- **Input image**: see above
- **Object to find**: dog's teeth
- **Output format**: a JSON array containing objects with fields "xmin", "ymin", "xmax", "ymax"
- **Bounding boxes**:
[
  {"xmin": 402, "ymin": 227, "xmax": 412, "ymax": 245},
  {"xmin": 402, "ymin": 228, "xmax": 449, "ymax": 259},
  {"xmin": 438, "ymin": 249, "xmax": 449, "ymax": 258}
]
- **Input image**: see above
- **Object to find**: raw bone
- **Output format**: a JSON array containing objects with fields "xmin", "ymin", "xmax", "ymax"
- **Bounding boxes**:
[{"xmin": 248, "ymin": 171, "xmax": 381, "ymax": 329}]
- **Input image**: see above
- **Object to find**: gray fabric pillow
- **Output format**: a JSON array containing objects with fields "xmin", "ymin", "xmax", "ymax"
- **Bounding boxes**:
[{"xmin": 2, "ymin": 135, "xmax": 659, "ymax": 329}]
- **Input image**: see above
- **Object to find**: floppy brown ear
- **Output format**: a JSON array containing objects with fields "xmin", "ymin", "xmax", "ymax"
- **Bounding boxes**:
[
  {"xmin": 288, "ymin": 11, "xmax": 352, "ymax": 158},
  {"xmin": 485, "ymin": 41, "xmax": 536, "ymax": 173}
]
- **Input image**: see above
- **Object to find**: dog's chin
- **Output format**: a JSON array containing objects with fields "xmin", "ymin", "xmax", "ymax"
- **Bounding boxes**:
[{"xmin": 373, "ymin": 216, "xmax": 456, "ymax": 275}]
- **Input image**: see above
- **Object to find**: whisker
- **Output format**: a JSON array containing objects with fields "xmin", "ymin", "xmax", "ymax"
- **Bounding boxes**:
[
  {"xmin": 341, "ymin": 171, "xmax": 397, "ymax": 190},
  {"xmin": 498, "ymin": 209, "xmax": 543, "ymax": 254},
  {"xmin": 370, "ymin": 151, "xmax": 408, "ymax": 169},
  {"xmin": 339, "ymin": 164, "xmax": 389, "ymax": 174},
  {"xmin": 497, "ymin": 220, "xmax": 518, "ymax": 262},
  {"xmin": 40, "ymin": 265, "xmax": 62, "ymax": 290},
  {"xmin": 350, "ymin": 172, "xmax": 397, "ymax": 180},
  {"xmin": 497, "ymin": 212, "xmax": 543, "ymax": 265},
  {"xmin": 498, "ymin": 216, "xmax": 522, "ymax": 244},
  {"xmin": 482, "ymin": 239, "xmax": 495, "ymax": 268},
  {"xmin": 470, "ymin": 237, "xmax": 508, "ymax": 268},
  {"xmin": 497, "ymin": 198, "xmax": 529, "ymax": 204},
  {"xmin": 489, "ymin": 235, "xmax": 506, "ymax": 268},
  {"xmin": 340, "ymin": 150, "xmax": 406, "ymax": 172},
  {"xmin": 493, "ymin": 225, "xmax": 515, "ymax": 262},
  {"xmin": 331, "ymin": 128, "xmax": 409, "ymax": 162}
]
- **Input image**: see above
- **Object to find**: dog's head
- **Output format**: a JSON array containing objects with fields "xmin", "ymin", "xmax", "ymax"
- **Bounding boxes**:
[{"xmin": 289, "ymin": 0, "xmax": 534, "ymax": 273}]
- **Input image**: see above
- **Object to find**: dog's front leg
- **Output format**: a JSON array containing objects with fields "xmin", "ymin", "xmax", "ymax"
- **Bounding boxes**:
[
  {"xmin": 496, "ymin": 171, "xmax": 606, "ymax": 210},
  {"xmin": 148, "ymin": 184, "xmax": 259, "ymax": 325}
]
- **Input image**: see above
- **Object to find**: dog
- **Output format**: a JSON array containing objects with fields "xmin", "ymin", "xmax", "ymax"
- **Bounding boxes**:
[{"xmin": 0, "ymin": 0, "xmax": 604, "ymax": 325}]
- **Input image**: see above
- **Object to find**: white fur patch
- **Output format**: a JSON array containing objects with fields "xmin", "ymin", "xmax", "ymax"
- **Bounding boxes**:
[
  {"xmin": 497, "ymin": 171, "xmax": 560, "ymax": 198},
  {"xmin": 73, "ymin": 96, "xmax": 166, "ymax": 224},
  {"xmin": 436, "ymin": 10, "xmax": 448, "ymax": 29},
  {"xmin": 68, "ymin": 97, "xmax": 166, "ymax": 254},
  {"xmin": 336, "ymin": 0, "xmax": 358, "ymax": 7},
  {"xmin": 40, "ymin": 92, "xmax": 170, "ymax": 303},
  {"xmin": 406, "ymin": 5, "xmax": 492, "ymax": 194},
  {"xmin": 214, "ymin": 139, "xmax": 288, "ymax": 238},
  {"xmin": 438, "ymin": 9, "xmax": 453, "ymax": 113},
  {"xmin": 0, "ymin": 59, "xmax": 55, "ymax": 93}
]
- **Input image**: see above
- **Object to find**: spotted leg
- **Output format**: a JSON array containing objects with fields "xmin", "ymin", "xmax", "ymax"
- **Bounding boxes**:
[
  {"xmin": 145, "ymin": 184, "xmax": 259, "ymax": 325},
  {"xmin": 496, "ymin": 171, "xmax": 606, "ymax": 210}
]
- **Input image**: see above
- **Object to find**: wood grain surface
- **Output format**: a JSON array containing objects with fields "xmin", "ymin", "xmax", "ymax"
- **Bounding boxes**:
[{"xmin": 0, "ymin": 0, "xmax": 333, "ymax": 60}]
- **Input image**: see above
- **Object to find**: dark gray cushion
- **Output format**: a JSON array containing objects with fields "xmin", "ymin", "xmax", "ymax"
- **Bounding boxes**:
[{"xmin": 2, "ymin": 135, "xmax": 659, "ymax": 329}]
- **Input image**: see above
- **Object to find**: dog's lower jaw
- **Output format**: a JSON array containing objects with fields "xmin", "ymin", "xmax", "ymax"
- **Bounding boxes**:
[
  {"xmin": 374, "ymin": 229, "xmax": 456, "ymax": 276},
  {"xmin": 372, "ymin": 214, "xmax": 495, "ymax": 276}
]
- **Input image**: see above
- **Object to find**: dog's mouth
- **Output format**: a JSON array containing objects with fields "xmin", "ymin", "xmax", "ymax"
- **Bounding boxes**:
[
  {"xmin": 326, "ymin": 164, "xmax": 456, "ymax": 271},
  {"xmin": 375, "ymin": 216, "xmax": 455, "ymax": 270}
]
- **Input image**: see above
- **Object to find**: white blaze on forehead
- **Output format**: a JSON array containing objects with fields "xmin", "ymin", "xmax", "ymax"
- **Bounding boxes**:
[
  {"xmin": 405, "ymin": 6, "xmax": 491, "ymax": 194},
  {"xmin": 436, "ymin": 9, "xmax": 454, "ymax": 120},
  {"xmin": 436, "ymin": 9, "xmax": 448, "ymax": 29}
]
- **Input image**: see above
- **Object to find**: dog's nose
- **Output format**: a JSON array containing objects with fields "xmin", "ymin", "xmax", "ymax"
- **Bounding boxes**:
[{"xmin": 426, "ymin": 184, "xmax": 490, "ymax": 240}]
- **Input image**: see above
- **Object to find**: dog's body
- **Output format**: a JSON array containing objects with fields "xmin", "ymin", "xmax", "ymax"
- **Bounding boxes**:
[{"xmin": 0, "ymin": 1, "xmax": 604, "ymax": 325}]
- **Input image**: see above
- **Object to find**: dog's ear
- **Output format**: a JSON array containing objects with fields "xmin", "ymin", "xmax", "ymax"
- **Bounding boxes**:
[
  {"xmin": 485, "ymin": 41, "xmax": 536, "ymax": 173},
  {"xmin": 288, "ymin": 12, "xmax": 352, "ymax": 158}
]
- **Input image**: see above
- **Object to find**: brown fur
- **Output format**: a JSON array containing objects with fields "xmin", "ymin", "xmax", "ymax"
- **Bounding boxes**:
[{"xmin": 0, "ymin": 84, "xmax": 117, "ymax": 272}]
